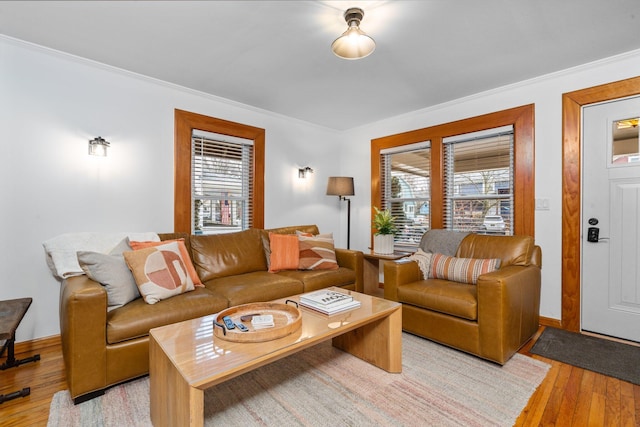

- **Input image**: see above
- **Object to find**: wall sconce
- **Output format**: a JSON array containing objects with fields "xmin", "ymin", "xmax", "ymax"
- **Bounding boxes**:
[
  {"xmin": 298, "ymin": 166, "xmax": 314, "ymax": 178},
  {"xmin": 88, "ymin": 136, "xmax": 110, "ymax": 157},
  {"xmin": 326, "ymin": 176, "xmax": 355, "ymax": 249}
]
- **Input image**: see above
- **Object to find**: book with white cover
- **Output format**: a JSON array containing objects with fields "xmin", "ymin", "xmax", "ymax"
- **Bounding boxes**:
[
  {"xmin": 299, "ymin": 299, "xmax": 361, "ymax": 315},
  {"xmin": 300, "ymin": 290, "xmax": 353, "ymax": 306}
]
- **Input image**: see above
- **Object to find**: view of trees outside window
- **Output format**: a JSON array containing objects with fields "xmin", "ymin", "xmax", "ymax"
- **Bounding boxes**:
[
  {"xmin": 382, "ymin": 145, "xmax": 431, "ymax": 249},
  {"xmin": 443, "ymin": 131, "xmax": 514, "ymax": 234},
  {"xmin": 192, "ymin": 135, "xmax": 253, "ymax": 234}
]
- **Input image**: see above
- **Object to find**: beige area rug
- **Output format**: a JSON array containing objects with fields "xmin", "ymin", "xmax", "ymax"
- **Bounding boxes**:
[{"xmin": 48, "ymin": 333, "xmax": 549, "ymax": 426}]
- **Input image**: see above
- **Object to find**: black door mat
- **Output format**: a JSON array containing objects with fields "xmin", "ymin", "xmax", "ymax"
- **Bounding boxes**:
[{"xmin": 530, "ymin": 327, "xmax": 640, "ymax": 385}]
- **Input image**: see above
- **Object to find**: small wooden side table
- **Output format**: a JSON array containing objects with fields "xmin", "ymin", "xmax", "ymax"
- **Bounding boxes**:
[
  {"xmin": 0, "ymin": 297, "xmax": 41, "ymax": 404},
  {"xmin": 363, "ymin": 252, "xmax": 410, "ymax": 297}
]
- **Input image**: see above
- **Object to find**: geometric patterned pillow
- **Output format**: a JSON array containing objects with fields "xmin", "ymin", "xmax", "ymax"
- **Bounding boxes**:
[
  {"xmin": 128, "ymin": 238, "xmax": 203, "ymax": 287},
  {"xmin": 123, "ymin": 241, "xmax": 195, "ymax": 304},
  {"xmin": 297, "ymin": 233, "xmax": 339, "ymax": 270},
  {"xmin": 430, "ymin": 253, "xmax": 501, "ymax": 285}
]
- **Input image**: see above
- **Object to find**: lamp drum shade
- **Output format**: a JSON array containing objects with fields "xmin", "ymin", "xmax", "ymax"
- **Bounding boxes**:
[{"xmin": 326, "ymin": 177, "xmax": 354, "ymax": 196}]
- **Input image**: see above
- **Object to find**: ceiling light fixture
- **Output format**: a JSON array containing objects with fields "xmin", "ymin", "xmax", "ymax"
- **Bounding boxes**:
[
  {"xmin": 88, "ymin": 136, "xmax": 110, "ymax": 157},
  {"xmin": 331, "ymin": 7, "xmax": 375, "ymax": 60}
]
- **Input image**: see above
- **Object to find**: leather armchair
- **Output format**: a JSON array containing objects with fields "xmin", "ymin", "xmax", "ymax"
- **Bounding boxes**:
[{"xmin": 384, "ymin": 234, "xmax": 541, "ymax": 365}]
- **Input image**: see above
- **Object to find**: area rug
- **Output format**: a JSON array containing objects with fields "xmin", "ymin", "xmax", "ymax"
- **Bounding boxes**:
[
  {"xmin": 48, "ymin": 333, "xmax": 549, "ymax": 427},
  {"xmin": 530, "ymin": 326, "xmax": 640, "ymax": 385}
]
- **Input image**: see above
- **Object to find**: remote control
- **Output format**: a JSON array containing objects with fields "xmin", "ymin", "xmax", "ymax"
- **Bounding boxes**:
[
  {"xmin": 235, "ymin": 323, "xmax": 249, "ymax": 332},
  {"xmin": 222, "ymin": 316, "xmax": 235, "ymax": 330}
]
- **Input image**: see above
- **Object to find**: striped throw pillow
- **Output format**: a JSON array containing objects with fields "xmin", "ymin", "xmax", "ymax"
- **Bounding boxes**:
[{"xmin": 430, "ymin": 253, "xmax": 500, "ymax": 285}]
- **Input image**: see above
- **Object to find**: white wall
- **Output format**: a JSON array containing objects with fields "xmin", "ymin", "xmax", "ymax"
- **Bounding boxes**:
[
  {"xmin": 342, "ymin": 49, "xmax": 640, "ymax": 321},
  {"xmin": 0, "ymin": 37, "xmax": 345, "ymax": 342}
]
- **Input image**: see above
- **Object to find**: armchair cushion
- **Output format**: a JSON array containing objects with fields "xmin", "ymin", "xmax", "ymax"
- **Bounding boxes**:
[{"xmin": 398, "ymin": 279, "xmax": 478, "ymax": 320}]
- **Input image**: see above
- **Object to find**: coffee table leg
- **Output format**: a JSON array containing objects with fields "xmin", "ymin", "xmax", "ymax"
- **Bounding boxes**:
[
  {"xmin": 332, "ymin": 305, "xmax": 402, "ymax": 373},
  {"xmin": 150, "ymin": 334, "xmax": 204, "ymax": 427}
]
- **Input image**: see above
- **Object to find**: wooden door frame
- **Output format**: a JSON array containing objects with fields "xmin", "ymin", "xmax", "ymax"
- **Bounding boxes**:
[{"xmin": 561, "ymin": 76, "xmax": 640, "ymax": 331}]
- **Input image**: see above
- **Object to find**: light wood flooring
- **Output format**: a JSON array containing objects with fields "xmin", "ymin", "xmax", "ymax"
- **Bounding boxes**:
[{"xmin": 1, "ymin": 327, "xmax": 638, "ymax": 426}]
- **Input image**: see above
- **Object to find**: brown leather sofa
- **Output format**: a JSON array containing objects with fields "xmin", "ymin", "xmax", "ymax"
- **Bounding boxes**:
[
  {"xmin": 60, "ymin": 225, "xmax": 363, "ymax": 403},
  {"xmin": 384, "ymin": 233, "xmax": 541, "ymax": 365}
]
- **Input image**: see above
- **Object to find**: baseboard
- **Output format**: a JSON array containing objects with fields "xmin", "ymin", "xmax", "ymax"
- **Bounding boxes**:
[
  {"xmin": 14, "ymin": 334, "xmax": 60, "ymax": 354},
  {"xmin": 539, "ymin": 316, "xmax": 562, "ymax": 329}
]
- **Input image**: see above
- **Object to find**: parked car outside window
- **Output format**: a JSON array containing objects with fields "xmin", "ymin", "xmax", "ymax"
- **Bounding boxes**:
[{"xmin": 483, "ymin": 215, "xmax": 505, "ymax": 233}]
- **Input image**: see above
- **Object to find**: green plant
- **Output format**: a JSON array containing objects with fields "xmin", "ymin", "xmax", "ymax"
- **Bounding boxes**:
[{"xmin": 372, "ymin": 207, "xmax": 398, "ymax": 235}]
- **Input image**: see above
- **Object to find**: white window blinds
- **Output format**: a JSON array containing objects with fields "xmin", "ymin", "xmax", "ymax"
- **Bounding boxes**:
[
  {"xmin": 442, "ymin": 126, "xmax": 514, "ymax": 234},
  {"xmin": 380, "ymin": 141, "xmax": 431, "ymax": 250},
  {"xmin": 192, "ymin": 132, "xmax": 253, "ymax": 234}
]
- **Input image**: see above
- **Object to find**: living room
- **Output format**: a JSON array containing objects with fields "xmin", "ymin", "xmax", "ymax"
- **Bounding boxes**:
[{"xmin": 2, "ymin": 1, "xmax": 640, "ymax": 425}]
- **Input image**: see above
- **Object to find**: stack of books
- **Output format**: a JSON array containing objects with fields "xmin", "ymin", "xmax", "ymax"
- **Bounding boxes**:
[
  {"xmin": 251, "ymin": 314, "xmax": 275, "ymax": 329},
  {"xmin": 299, "ymin": 290, "xmax": 361, "ymax": 315}
]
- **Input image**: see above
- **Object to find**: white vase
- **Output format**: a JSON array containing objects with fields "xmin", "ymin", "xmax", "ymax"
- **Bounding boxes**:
[{"xmin": 373, "ymin": 234, "xmax": 394, "ymax": 254}]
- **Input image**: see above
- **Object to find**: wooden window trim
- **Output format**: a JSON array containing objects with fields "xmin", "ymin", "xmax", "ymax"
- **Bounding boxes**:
[
  {"xmin": 174, "ymin": 109, "xmax": 265, "ymax": 233},
  {"xmin": 371, "ymin": 104, "xmax": 535, "ymax": 245}
]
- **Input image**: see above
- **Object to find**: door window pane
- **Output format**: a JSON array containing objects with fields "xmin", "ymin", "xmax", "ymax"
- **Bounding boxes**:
[{"xmin": 612, "ymin": 117, "xmax": 639, "ymax": 165}]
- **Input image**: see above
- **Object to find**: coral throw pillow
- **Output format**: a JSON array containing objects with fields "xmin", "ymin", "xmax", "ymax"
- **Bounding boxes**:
[
  {"xmin": 430, "ymin": 253, "xmax": 501, "ymax": 285},
  {"xmin": 123, "ymin": 241, "xmax": 195, "ymax": 304},
  {"xmin": 129, "ymin": 238, "xmax": 203, "ymax": 287},
  {"xmin": 298, "ymin": 233, "xmax": 339, "ymax": 270},
  {"xmin": 268, "ymin": 233, "xmax": 300, "ymax": 273}
]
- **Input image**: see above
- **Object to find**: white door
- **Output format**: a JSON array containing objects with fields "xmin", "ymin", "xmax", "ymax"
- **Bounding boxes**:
[{"xmin": 582, "ymin": 96, "xmax": 640, "ymax": 342}]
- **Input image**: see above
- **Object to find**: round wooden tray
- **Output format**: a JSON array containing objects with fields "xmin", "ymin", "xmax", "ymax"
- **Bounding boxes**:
[{"xmin": 213, "ymin": 301, "xmax": 302, "ymax": 343}]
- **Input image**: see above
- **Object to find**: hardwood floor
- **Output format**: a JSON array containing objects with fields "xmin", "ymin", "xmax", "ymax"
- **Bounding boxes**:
[
  {"xmin": 0, "ymin": 337, "xmax": 66, "ymax": 427},
  {"xmin": 1, "ymin": 327, "xmax": 638, "ymax": 426},
  {"xmin": 515, "ymin": 327, "xmax": 640, "ymax": 427}
]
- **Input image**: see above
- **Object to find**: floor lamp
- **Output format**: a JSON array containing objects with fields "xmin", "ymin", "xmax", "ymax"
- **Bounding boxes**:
[{"xmin": 326, "ymin": 177, "xmax": 355, "ymax": 249}]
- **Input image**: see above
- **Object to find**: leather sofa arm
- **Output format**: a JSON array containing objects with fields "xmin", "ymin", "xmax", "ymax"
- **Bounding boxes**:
[
  {"xmin": 60, "ymin": 275, "xmax": 108, "ymax": 399},
  {"xmin": 476, "ymin": 264, "xmax": 541, "ymax": 364},
  {"xmin": 335, "ymin": 249, "xmax": 364, "ymax": 293},
  {"xmin": 383, "ymin": 260, "xmax": 422, "ymax": 302}
]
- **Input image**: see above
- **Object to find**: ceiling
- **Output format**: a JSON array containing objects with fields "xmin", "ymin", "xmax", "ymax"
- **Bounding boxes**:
[{"xmin": 2, "ymin": 1, "xmax": 640, "ymax": 131}]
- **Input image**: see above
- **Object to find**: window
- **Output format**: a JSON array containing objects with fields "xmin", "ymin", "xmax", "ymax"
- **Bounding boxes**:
[
  {"xmin": 443, "ymin": 126, "xmax": 514, "ymax": 235},
  {"xmin": 174, "ymin": 109, "xmax": 264, "ymax": 234},
  {"xmin": 380, "ymin": 142, "xmax": 431, "ymax": 249},
  {"xmin": 371, "ymin": 104, "xmax": 534, "ymax": 250},
  {"xmin": 192, "ymin": 132, "xmax": 253, "ymax": 234}
]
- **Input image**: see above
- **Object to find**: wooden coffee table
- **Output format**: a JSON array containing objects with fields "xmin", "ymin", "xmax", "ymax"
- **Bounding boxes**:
[{"xmin": 149, "ymin": 290, "xmax": 401, "ymax": 427}]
